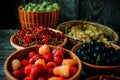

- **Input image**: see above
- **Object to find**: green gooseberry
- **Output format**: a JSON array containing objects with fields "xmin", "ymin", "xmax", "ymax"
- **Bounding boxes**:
[
  {"xmin": 52, "ymin": 3, "xmax": 59, "ymax": 10},
  {"xmin": 46, "ymin": 5, "xmax": 54, "ymax": 12}
]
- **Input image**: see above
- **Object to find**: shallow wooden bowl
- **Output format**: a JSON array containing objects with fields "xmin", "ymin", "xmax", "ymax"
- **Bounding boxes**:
[
  {"xmin": 4, "ymin": 45, "xmax": 82, "ymax": 80},
  {"xmin": 10, "ymin": 28, "xmax": 68, "ymax": 50}
]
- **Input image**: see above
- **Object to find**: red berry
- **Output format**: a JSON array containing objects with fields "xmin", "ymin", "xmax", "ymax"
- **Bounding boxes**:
[
  {"xmin": 46, "ymin": 61, "xmax": 57, "ymax": 69},
  {"xmin": 42, "ymin": 34, "xmax": 51, "ymax": 39},
  {"xmin": 42, "ymin": 52, "xmax": 53, "ymax": 62},
  {"xmin": 52, "ymin": 48, "xmax": 65, "ymax": 58},
  {"xmin": 69, "ymin": 66, "xmax": 77, "ymax": 76},
  {"xmin": 24, "ymin": 64, "xmax": 33, "ymax": 75},
  {"xmin": 13, "ymin": 37, "xmax": 19, "ymax": 44},
  {"xmin": 12, "ymin": 69, "xmax": 25, "ymax": 79},
  {"xmin": 21, "ymin": 59, "xmax": 29, "ymax": 66},
  {"xmin": 42, "ymin": 38, "xmax": 48, "ymax": 45},
  {"xmin": 28, "ymin": 51, "xmax": 37, "ymax": 59},
  {"xmin": 54, "ymin": 57, "xmax": 63, "ymax": 65},
  {"xmin": 23, "ymin": 76, "xmax": 35, "ymax": 80},
  {"xmin": 31, "ymin": 54, "xmax": 42, "ymax": 62},
  {"xmin": 37, "ymin": 77, "xmax": 45, "ymax": 80},
  {"xmin": 30, "ymin": 64, "xmax": 44, "ymax": 78}
]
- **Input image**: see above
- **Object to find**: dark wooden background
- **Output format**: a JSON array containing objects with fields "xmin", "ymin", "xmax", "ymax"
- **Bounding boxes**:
[{"xmin": 0, "ymin": 0, "xmax": 120, "ymax": 42}]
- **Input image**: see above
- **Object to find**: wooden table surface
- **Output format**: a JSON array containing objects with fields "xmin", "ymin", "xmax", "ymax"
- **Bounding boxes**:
[
  {"xmin": 0, "ymin": 29, "xmax": 16, "ymax": 80},
  {"xmin": 0, "ymin": 29, "xmax": 120, "ymax": 80}
]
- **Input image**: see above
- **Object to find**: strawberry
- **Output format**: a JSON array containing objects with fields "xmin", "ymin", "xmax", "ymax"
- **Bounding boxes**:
[
  {"xmin": 30, "ymin": 64, "xmax": 45, "ymax": 78},
  {"xmin": 23, "ymin": 76, "xmax": 35, "ymax": 80},
  {"xmin": 42, "ymin": 52, "xmax": 53, "ymax": 62},
  {"xmin": 28, "ymin": 51, "xmax": 37, "ymax": 59},
  {"xmin": 24, "ymin": 64, "xmax": 33, "ymax": 75},
  {"xmin": 69, "ymin": 66, "xmax": 77, "ymax": 76},
  {"xmin": 21, "ymin": 59, "xmax": 29, "ymax": 66},
  {"xmin": 12, "ymin": 69, "xmax": 25, "ymax": 79}
]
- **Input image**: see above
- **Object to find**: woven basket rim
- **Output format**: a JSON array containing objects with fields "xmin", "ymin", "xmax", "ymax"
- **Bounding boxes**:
[
  {"xmin": 57, "ymin": 20, "xmax": 119, "ymax": 44},
  {"xmin": 10, "ymin": 28, "xmax": 67, "ymax": 50},
  {"xmin": 71, "ymin": 42, "xmax": 120, "ymax": 69},
  {"xmin": 18, "ymin": 6, "xmax": 61, "ymax": 13}
]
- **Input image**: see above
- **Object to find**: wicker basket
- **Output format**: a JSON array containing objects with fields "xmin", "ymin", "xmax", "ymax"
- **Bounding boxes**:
[
  {"xmin": 18, "ymin": 7, "xmax": 60, "ymax": 29},
  {"xmin": 57, "ymin": 20, "xmax": 119, "ymax": 45},
  {"xmin": 71, "ymin": 42, "xmax": 120, "ymax": 75},
  {"xmin": 10, "ymin": 28, "xmax": 67, "ymax": 50}
]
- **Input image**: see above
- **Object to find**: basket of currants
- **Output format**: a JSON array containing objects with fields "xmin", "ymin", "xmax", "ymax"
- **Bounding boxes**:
[
  {"xmin": 71, "ymin": 39, "xmax": 120, "ymax": 75},
  {"xmin": 10, "ymin": 25, "xmax": 67, "ymax": 50},
  {"xmin": 57, "ymin": 20, "xmax": 119, "ymax": 45},
  {"xmin": 18, "ymin": 1, "xmax": 60, "ymax": 29}
]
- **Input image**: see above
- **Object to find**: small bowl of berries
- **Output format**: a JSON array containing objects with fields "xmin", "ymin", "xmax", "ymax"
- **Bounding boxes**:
[
  {"xmin": 4, "ymin": 44, "xmax": 82, "ymax": 80},
  {"xmin": 71, "ymin": 39, "xmax": 120, "ymax": 75},
  {"xmin": 10, "ymin": 25, "xmax": 67, "ymax": 50},
  {"xmin": 86, "ymin": 75, "xmax": 120, "ymax": 80}
]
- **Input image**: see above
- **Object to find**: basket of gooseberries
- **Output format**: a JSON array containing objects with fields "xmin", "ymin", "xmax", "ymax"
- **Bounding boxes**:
[
  {"xmin": 57, "ymin": 20, "xmax": 119, "ymax": 45},
  {"xmin": 10, "ymin": 25, "xmax": 67, "ymax": 50},
  {"xmin": 86, "ymin": 75, "xmax": 120, "ymax": 80},
  {"xmin": 4, "ymin": 44, "xmax": 82, "ymax": 80},
  {"xmin": 71, "ymin": 39, "xmax": 120, "ymax": 75},
  {"xmin": 18, "ymin": 1, "xmax": 60, "ymax": 29}
]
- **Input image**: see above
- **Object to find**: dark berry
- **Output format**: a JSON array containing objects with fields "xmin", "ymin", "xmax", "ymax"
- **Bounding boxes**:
[
  {"xmin": 81, "ymin": 43, "xmax": 89, "ymax": 50},
  {"xmin": 89, "ymin": 39, "xmax": 98, "ymax": 47}
]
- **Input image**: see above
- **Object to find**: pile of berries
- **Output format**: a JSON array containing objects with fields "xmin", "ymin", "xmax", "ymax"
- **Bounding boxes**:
[
  {"xmin": 13, "ymin": 26, "xmax": 65, "ymax": 47},
  {"xmin": 11, "ymin": 44, "xmax": 78, "ymax": 80},
  {"xmin": 75, "ymin": 40, "xmax": 120, "ymax": 66}
]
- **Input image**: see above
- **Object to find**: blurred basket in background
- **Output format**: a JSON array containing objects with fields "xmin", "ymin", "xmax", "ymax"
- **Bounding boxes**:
[{"xmin": 18, "ymin": 2, "xmax": 61, "ymax": 29}]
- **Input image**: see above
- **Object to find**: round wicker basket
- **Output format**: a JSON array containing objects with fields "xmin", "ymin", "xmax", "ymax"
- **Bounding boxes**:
[
  {"xmin": 18, "ymin": 6, "xmax": 60, "ymax": 29},
  {"xmin": 57, "ymin": 20, "xmax": 119, "ymax": 45},
  {"xmin": 10, "ymin": 28, "xmax": 67, "ymax": 50}
]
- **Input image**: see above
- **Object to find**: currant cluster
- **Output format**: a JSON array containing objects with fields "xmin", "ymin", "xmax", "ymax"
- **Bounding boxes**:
[
  {"xmin": 76, "ymin": 40, "xmax": 120, "ymax": 66},
  {"xmin": 13, "ymin": 26, "xmax": 65, "ymax": 47}
]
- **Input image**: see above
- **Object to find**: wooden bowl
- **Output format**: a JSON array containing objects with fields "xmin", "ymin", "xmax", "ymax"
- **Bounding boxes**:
[
  {"xmin": 18, "ymin": 5, "xmax": 60, "ymax": 29},
  {"xmin": 4, "ymin": 45, "xmax": 82, "ymax": 80},
  {"xmin": 57, "ymin": 20, "xmax": 119, "ymax": 45},
  {"xmin": 71, "ymin": 42, "xmax": 120, "ymax": 75},
  {"xmin": 86, "ymin": 75, "xmax": 120, "ymax": 80},
  {"xmin": 10, "ymin": 28, "xmax": 67, "ymax": 50}
]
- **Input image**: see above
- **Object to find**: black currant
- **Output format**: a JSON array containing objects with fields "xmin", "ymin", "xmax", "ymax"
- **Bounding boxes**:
[
  {"xmin": 89, "ymin": 39, "xmax": 98, "ymax": 47},
  {"xmin": 81, "ymin": 43, "xmax": 89, "ymax": 50}
]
